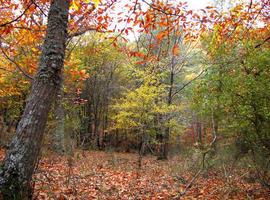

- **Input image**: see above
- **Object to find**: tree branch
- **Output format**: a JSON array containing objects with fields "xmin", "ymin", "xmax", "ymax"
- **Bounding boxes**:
[
  {"xmin": 0, "ymin": 48, "xmax": 33, "ymax": 81},
  {"xmin": 0, "ymin": 2, "xmax": 33, "ymax": 27},
  {"xmin": 255, "ymin": 36, "xmax": 270, "ymax": 48},
  {"xmin": 68, "ymin": 26, "xmax": 104, "ymax": 38},
  {"xmin": 172, "ymin": 69, "xmax": 206, "ymax": 98},
  {"xmin": 0, "ymin": 67, "xmax": 13, "ymax": 73}
]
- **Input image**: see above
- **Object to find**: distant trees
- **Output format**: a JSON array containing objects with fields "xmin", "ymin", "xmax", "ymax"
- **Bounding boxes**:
[
  {"xmin": 0, "ymin": 0, "xmax": 269, "ymax": 198},
  {"xmin": 113, "ymin": 61, "xmax": 167, "ymax": 165},
  {"xmin": 70, "ymin": 35, "xmax": 128, "ymax": 149},
  {"xmin": 191, "ymin": 1, "xmax": 270, "ymax": 185}
]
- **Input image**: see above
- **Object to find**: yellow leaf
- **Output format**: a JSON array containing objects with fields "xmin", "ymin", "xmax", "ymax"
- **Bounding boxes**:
[
  {"xmin": 185, "ymin": 73, "xmax": 196, "ymax": 80},
  {"xmin": 93, "ymin": 0, "xmax": 100, "ymax": 7},
  {"xmin": 70, "ymin": 0, "xmax": 79, "ymax": 11}
]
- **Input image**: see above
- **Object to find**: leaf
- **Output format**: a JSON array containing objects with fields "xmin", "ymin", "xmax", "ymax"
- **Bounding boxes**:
[
  {"xmin": 93, "ymin": 0, "xmax": 100, "ymax": 7},
  {"xmin": 131, "ymin": 51, "xmax": 145, "ymax": 58},
  {"xmin": 172, "ymin": 44, "xmax": 180, "ymax": 56},
  {"xmin": 70, "ymin": 0, "xmax": 79, "ymax": 11},
  {"xmin": 156, "ymin": 31, "xmax": 165, "ymax": 42}
]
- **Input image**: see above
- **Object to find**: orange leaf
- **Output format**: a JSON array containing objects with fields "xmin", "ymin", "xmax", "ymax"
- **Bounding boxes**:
[
  {"xmin": 156, "ymin": 31, "xmax": 166, "ymax": 42},
  {"xmin": 172, "ymin": 44, "xmax": 180, "ymax": 56}
]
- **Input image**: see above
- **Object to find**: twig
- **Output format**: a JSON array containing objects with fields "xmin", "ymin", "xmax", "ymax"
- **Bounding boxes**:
[
  {"xmin": 177, "ymin": 115, "xmax": 218, "ymax": 198},
  {"xmin": 32, "ymin": 0, "xmax": 47, "ymax": 17},
  {"xmin": 0, "ymin": 2, "xmax": 34, "ymax": 27},
  {"xmin": 172, "ymin": 69, "xmax": 207, "ymax": 98},
  {"xmin": 179, "ymin": 168, "xmax": 203, "ymax": 197},
  {"xmin": 255, "ymin": 35, "xmax": 270, "ymax": 48},
  {"xmin": 0, "ymin": 48, "xmax": 33, "ymax": 81},
  {"xmin": 68, "ymin": 26, "xmax": 105, "ymax": 38},
  {"xmin": 0, "ymin": 67, "xmax": 14, "ymax": 73}
]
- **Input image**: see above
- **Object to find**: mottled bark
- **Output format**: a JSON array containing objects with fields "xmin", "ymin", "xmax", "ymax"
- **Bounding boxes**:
[
  {"xmin": 0, "ymin": 0, "xmax": 70, "ymax": 199},
  {"xmin": 53, "ymin": 86, "xmax": 65, "ymax": 154}
]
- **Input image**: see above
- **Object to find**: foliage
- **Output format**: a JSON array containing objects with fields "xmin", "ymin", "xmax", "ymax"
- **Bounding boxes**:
[
  {"xmin": 191, "ymin": 4, "xmax": 270, "ymax": 182},
  {"xmin": 0, "ymin": 0, "xmax": 270, "ymax": 197}
]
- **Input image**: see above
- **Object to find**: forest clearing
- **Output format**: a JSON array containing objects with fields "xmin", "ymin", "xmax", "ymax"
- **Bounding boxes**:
[
  {"xmin": 0, "ymin": 148, "xmax": 269, "ymax": 199},
  {"xmin": 0, "ymin": 0, "xmax": 270, "ymax": 199}
]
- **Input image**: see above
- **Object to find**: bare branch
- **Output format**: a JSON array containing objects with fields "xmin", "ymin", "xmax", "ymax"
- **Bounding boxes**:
[
  {"xmin": 172, "ymin": 69, "xmax": 206, "ymax": 98},
  {"xmin": 179, "ymin": 168, "xmax": 203, "ymax": 197},
  {"xmin": 0, "ymin": 2, "xmax": 33, "ymax": 27},
  {"xmin": 0, "ymin": 66, "xmax": 13, "ymax": 73},
  {"xmin": 68, "ymin": 26, "xmax": 105, "ymax": 38},
  {"xmin": 255, "ymin": 35, "xmax": 270, "ymax": 48},
  {"xmin": 0, "ymin": 48, "xmax": 33, "ymax": 81}
]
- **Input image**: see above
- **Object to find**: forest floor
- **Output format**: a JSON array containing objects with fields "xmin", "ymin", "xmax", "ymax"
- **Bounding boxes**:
[{"xmin": 0, "ymin": 148, "xmax": 269, "ymax": 200}]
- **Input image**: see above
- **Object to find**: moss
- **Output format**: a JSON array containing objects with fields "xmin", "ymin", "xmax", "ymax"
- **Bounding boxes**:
[{"xmin": 0, "ymin": 170, "xmax": 32, "ymax": 200}]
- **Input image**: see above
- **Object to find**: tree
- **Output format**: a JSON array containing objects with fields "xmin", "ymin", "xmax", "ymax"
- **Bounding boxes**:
[
  {"xmin": 0, "ymin": 0, "xmax": 70, "ymax": 198},
  {"xmin": 113, "ymin": 68, "xmax": 166, "ymax": 167},
  {"xmin": 191, "ymin": 0, "xmax": 270, "ymax": 184},
  {"xmin": 68, "ymin": 34, "xmax": 128, "ymax": 149}
]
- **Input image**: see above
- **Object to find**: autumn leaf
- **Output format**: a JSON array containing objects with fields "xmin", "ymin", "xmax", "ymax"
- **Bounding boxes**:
[
  {"xmin": 70, "ymin": 0, "xmax": 79, "ymax": 11},
  {"xmin": 172, "ymin": 44, "xmax": 180, "ymax": 56},
  {"xmin": 130, "ymin": 51, "xmax": 146, "ymax": 58},
  {"xmin": 93, "ymin": 0, "xmax": 100, "ymax": 7},
  {"xmin": 156, "ymin": 31, "xmax": 166, "ymax": 42}
]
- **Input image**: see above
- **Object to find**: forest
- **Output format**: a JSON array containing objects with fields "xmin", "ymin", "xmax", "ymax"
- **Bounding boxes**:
[{"xmin": 0, "ymin": 0, "xmax": 269, "ymax": 199}]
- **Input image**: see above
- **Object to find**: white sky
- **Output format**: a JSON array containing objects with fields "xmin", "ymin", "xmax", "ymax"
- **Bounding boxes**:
[
  {"xmin": 118, "ymin": 0, "xmax": 214, "ymax": 41},
  {"xmin": 186, "ymin": 0, "xmax": 212, "ymax": 10}
]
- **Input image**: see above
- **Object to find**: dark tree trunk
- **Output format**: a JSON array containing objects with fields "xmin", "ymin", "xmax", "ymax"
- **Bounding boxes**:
[
  {"xmin": 79, "ymin": 80, "xmax": 93, "ymax": 148},
  {"xmin": 53, "ymin": 86, "xmax": 65, "ymax": 154},
  {"xmin": 196, "ymin": 119, "xmax": 202, "ymax": 144},
  {"xmin": 0, "ymin": 0, "xmax": 70, "ymax": 199},
  {"xmin": 158, "ymin": 69, "xmax": 174, "ymax": 160},
  {"xmin": 138, "ymin": 127, "xmax": 146, "ymax": 169}
]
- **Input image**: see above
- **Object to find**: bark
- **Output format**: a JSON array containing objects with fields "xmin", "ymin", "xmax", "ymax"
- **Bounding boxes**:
[
  {"xmin": 79, "ymin": 81, "xmax": 92, "ymax": 148},
  {"xmin": 99, "ymin": 69, "xmax": 113, "ymax": 150},
  {"xmin": 0, "ymin": 0, "xmax": 70, "ymax": 199},
  {"xmin": 158, "ymin": 67, "xmax": 174, "ymax": 160},
  {"xmin": 138, "ymin": 127, "xmax": 147, "ymax": 169},
  {"xmin": 53, "ymin": 86, "xmax": 65, "ymax": 154},
  {"xmin": 196, "ymin": 119, "xmax": 202, "ymax": 145},
  {"xmin": 211, "ymin": 111, "xmax": 218, "ymax": 152}
]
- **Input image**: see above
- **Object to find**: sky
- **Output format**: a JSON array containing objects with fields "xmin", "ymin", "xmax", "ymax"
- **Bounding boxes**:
[
  {"xmin": 119, "ymin": 0, "xmax": 214, "ymax": 41},
  {"xmin": 187, "ymin": 0, "xmax": 212, "ymax": 10}
]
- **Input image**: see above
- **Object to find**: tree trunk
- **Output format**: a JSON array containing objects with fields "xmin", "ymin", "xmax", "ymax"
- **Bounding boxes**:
[
  {"xmin": 53, "ymin": 86, "xmax": 65, "ymax": 154},
  {"xmin": 196, "ymin": 119, "xmax": 202, "ymax": 145},
  {"xmin": 211, "ymin": 110, "xmax": 218, "ymax": 153},
  {"xmin": 0, "ymin": 0, "xmax": 69, "ymax": 199},
  {"xmin": 138, "ymin": 127, "xmax": 147, "ymax": 169},
  {"xmin": 158, "ymin": 68, "xmax": 174, "ymax": 160}
]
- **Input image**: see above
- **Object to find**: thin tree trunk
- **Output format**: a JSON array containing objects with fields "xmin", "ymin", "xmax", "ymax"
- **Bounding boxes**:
[
  {"xmin": 138, "ymin": 127, "xmax": 146, "ymax": 169},
  {"xmin": 158, "ymin": 68, "xmax": 174, "ymax": 160},
  {"xmin": 53, "ymin": 86, "xmax": 65, "ymax": 154},
  {"xmin": 211, "ymin": 110, "xmax": 218, "ymax": 152},
  {"xmin": 0, "ymin": 0, "xmax": 69, "ymax": 199},
  {"xmin": 196, "ymin": 119, "xmax": 202, "ymax": 145}
]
